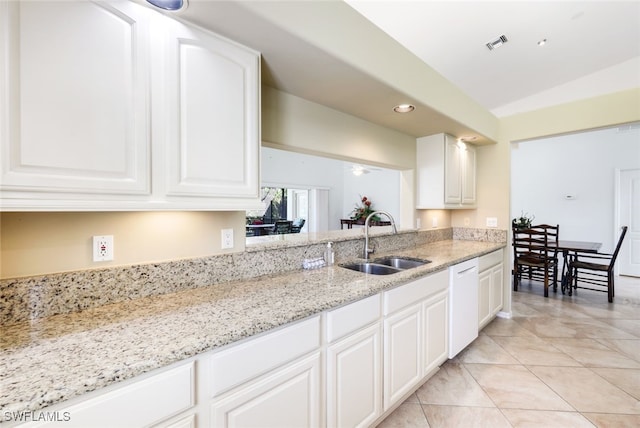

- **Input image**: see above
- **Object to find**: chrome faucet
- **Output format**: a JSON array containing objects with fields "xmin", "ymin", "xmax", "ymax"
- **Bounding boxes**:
[{"xmin": 364, "ymin": 210, "xmax": 398, "ymax": 259}]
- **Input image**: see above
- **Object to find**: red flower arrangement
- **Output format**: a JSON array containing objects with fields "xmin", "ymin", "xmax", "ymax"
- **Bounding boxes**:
[{"xmin": 351, "ymin": 196, "xmax": 380, "ymax": 221}]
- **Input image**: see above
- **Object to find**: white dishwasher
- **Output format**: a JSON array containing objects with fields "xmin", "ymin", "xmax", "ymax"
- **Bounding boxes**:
[{"xmin": 448, "ymin": 258, "xmax": 479, "ymax": 358}]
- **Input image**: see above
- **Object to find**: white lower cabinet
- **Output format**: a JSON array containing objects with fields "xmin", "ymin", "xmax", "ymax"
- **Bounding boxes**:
[
  {"xmin": 478, "ymin": 249, "xmax": 505, "ymax": 329},
  {"xmin": 382, "ymin": 270, "xmax": 449, "ymax": 411},
  {"xmin": 383, "ymin": 303, "xmax": 422, "ymax": 410},
  {"xmin": 207, "ymin": 316, "xmax": 321, "ymax": 428},
  {"xmin": 326, "ymin": 323, "xmax": 382, "ymax": 428},
  {"xmin": 210, "ymin": 352, "xmax": 322, "ymax": 428},
  {"xmin": 16, "ymin": 361, "xmax": 195, "ymax": 428},
  {"xmin": 422, "ymin": 289, "xmax": 449, "ymax": 375},
  {"xmin": 325, "ymin": 294, "xmax": 382, "ymax": 428}
]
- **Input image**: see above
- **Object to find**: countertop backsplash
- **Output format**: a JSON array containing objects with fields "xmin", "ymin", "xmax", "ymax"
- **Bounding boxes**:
[{"xmin": 0, "ymin": 227, "xmax": 505, "ymax": 326}]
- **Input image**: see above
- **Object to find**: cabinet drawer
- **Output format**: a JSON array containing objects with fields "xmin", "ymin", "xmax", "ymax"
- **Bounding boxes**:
[
  {"xmin": 383, "ymin": 270, "xmax": 448, "ymax": 316},
  {"xmin": 22, "ymin": 362, "xmax": 194, "ymax": 427},
  {"xmin": 479, "ymin": 249, "xmax": 503, "ymax": 271},
  {"xmin": 325, "ymin": 294, "xmax": 381, "ymax": 343},
  {"xmin": 208, "ymin": 316, "xmax": 320, "ymax": 397}
]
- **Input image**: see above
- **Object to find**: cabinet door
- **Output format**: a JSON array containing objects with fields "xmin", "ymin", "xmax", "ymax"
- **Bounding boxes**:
[
  {"xmin": 383, "ymin": 303, "xmax": 421, "ymax": 410},
  {"xmin": 422, "ymin": 290, "xmax": 449, "ymax": 375},
  {"xmin": 490, "ymin": 264, "xmax": 504, "ymax": 317},
  {"xmin": 162, "ymin": 20, "xmax": 260, "ymax": 204},
  {"xmin": 20, "ymin": 362, "xmax": 194, "ymax": 428},
  {"xmin": 461, "ymin": 144, "xmax": 476, "ymax": 205},
  {"xmin": 210, "ymin": 353, "xmax": 321, "ymax": 428},
  {"xmin": 326, "ymin": 323, "xmax": 382, "ymax": 428},
  {"xmin": 0, "ymin": 1, "xmax": 151, "ymax": 203},
  {"xmin": 478, "ymin": 269, "xmax": 492, "ymax": 328},
  {"xmin": 443, "ymin": 136, "xmax": 462, "ymax": 204}
]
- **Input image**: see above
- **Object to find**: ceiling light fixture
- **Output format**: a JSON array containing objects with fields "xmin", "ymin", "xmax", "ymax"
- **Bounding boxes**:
[
  {"xmin": 393, "ymin": 104, "xmax": 415, "ymax": 113},
  {"xmin": 486, "ymin": 35, "xmax": 508, "ymax": 51},
  {"xmin": 537, "ymin": 38, "xmax": 547, "ymax": 46},
  {"xmin": 351, "ymin": 165, "xmax": 369, "ymax": 176},
  {"xmin": 146, "ymin": 0, "xmax": 187, "ymax": 11}
]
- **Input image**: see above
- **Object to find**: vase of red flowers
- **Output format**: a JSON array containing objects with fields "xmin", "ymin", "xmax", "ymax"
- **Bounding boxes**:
[{"xmin": 351, "ymin": 196, "xmax": 380, "ymax": 222}]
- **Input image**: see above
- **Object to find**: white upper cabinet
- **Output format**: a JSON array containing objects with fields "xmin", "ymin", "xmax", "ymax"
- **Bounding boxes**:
[
  {"xmin": 0, "ymin": 1, "xmax": 151, "ymax": 207},
  {"xmin": 416, "ymin": 133, "xmax": 476, "ymax": 209},
  {"xmin": 0, "ymin": 1, "xmax": 261, "ymax": 211},
  {"xmin": 158, "ymin": 16, "xmax": 260, "ymax": 205}
]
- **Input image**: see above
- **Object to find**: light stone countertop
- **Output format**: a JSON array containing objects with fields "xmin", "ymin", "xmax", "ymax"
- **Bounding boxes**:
[{"xmin": 0, "ymin": 239, "xmax": 505, "ymax": 415}]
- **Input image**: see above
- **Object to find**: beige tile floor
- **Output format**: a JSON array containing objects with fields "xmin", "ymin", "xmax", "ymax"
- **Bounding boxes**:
[{"xmin": 377, "ymin": 275, "xmax": 640, "ymax": 428}]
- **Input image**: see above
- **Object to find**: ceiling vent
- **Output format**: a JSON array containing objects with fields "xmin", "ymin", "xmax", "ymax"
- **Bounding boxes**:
[{"xmin": 486, "ymin": 35, "xmax": 508, "ymax": 51}]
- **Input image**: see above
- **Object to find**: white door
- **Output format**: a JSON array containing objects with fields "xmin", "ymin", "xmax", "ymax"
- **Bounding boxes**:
[
  {"xmin": 618, "ymin": 169, "xmax": 640, "ymax": 277},
  {"xmin": 309, "ymin": 189, "xmax": 329, "ymax": 233}
]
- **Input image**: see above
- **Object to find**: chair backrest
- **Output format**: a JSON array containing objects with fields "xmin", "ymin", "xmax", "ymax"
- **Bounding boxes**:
[
  {"xmin": 513, "ymin": 224, "xmax": 559, "ymax": 260},
  {"xmin": 273, "ymin": 220, "xmax": 292, "ymax": 234},
  {"xmin": 534, "ymin": 224, "xmax": 559, "ymax": 252},
  {"xmin": 290, "ymin": 218, "xmax": 305, "ymax": 233},
  {"xmin": 607, "ymin": 226, "xmax": 628, "ymax": 270}
]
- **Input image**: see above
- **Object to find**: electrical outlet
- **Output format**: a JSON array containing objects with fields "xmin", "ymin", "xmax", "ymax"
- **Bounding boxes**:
[
  {"xmin": 221, "ymin": 228, "xmax": 234, "ymax": 249},
  {"xmin": 432, "ymin": 217, "xmax": 438, "ymax": 228},
  {"xmin": 486, "ymin": 217, "xmax": 498, "ymax": 228},
  {"xmin": 93, "ymin": 235, "xmax": 114, "ymax": 262}
]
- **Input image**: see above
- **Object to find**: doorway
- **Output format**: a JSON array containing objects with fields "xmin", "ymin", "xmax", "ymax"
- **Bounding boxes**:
[{"xmin": 288, "ymin": 189, "xmax": 309, "ymax": 233}]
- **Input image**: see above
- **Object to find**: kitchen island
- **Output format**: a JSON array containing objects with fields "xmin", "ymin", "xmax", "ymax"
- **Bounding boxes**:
[{"xmin": 1, "ymin": 236, "xmax": 504, "ymax": 425}]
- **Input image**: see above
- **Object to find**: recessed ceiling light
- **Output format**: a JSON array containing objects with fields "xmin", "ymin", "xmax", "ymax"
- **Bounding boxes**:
[
  {"xmin": 393, "ymin": 104, "xmax": 415, "ymax": 113},
  {"xmin": 537, "ymin": 38, "xmax": 547, "ymax": 46},
  {"xmin": 486, "ymin": 35, "xmax": 508, "ymax": 51}
]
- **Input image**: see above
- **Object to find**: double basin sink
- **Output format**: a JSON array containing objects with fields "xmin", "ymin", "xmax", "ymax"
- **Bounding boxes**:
[{"xmin": 341, "ymin": 256, "xmax": 431, "ymax": 275}]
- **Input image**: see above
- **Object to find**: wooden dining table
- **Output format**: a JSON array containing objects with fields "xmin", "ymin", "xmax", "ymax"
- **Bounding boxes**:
[{"xmin": 556, "ymin": 240, "xmax": 602, "ymax": 293}]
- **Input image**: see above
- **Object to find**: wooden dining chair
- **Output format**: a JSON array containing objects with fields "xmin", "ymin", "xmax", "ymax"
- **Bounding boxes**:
[
  {"xmin": 566, "ymin": 226, "xmax": 628, "ymax": 302},
  {"xmin": 512, "ymin": 224, "xmax": 560, "ymax": 297}
]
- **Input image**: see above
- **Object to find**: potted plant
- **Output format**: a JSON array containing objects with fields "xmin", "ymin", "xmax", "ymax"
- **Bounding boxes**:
[
  {"xmin": 351, "ymin": 196, "xmax": 380, "ymax": 223},
  {"xmin": 512, "ymin": 211, "xmax": 535, "ymax": 229}
]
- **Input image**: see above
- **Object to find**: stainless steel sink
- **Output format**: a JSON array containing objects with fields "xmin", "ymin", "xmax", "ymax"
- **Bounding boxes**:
[
  {"xmin": 373, "ymin": 257, "xmax": 431, "ymax": 269},
  {"xmin": 340, "ymin": 262, "xmax": 402, "ymax": 275},
  {"xmin": 340, "ymin": 257, "xmax": 431, "ymax": 275}
]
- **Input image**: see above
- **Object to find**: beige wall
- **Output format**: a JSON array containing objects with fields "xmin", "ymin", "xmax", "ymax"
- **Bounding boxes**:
[
  {"xmin": 262, "ymin": 86, "xmax": 417, "ymax": 169},
  {"xmin": 1, "ymin": 211, "xmax": 245, "ymax": 279}
]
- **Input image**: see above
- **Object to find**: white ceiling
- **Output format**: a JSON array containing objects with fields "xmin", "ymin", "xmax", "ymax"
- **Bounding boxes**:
[
  {"xmin": 346, "ymin": 0, "xmax": 640, "ymax": 117},
  {"xmin": 178, "ymin": 0, "xmax": 640, "ymax": 139}
]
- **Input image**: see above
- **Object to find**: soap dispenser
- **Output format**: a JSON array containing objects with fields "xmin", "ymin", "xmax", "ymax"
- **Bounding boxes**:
[{"xmin": 324, "ymin": 242, "xmax": 335, "ymax": 266}]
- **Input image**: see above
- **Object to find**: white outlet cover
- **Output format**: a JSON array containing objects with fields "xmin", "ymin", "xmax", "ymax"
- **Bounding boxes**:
[
  {"xmin": 221, "ymin": 229, "xmax": 234, "ymax": 249},
  {"xmin": 93, "ymin": 235, "xmax": 114, "ymax": 262},
  {"xmin": 486, "ymin": 217, "xmax": 498, "ymax": 228}
]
